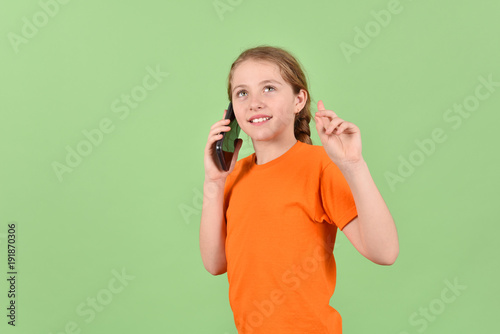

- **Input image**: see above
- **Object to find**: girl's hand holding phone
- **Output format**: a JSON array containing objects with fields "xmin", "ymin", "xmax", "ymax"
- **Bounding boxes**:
[{"xmin": 204, "ymin": 109, "xmax": 243, "ymax": 183}]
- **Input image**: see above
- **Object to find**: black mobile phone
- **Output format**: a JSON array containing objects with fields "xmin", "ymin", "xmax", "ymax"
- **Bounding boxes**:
[{"xmin": 215, "ymin": 102, "xmax": 241, "ymax": 171}]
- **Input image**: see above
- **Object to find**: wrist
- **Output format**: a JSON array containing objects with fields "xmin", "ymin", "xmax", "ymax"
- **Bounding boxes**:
[
  {"xmin": 204, "ymin": 177, "xmax": 226, "ymax": 187},
  {"xmin": 336, "ymin": 158, "xmax": 367, "ymax": 176}
]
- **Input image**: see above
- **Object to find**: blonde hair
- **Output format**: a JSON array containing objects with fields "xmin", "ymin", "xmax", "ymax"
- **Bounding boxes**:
[{"xmin": 227, "ymin": 45, "xmax": 312, "ymax": 145}]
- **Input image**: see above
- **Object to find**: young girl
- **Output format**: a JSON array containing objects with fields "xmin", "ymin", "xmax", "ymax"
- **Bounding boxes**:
[{"xmin": 200, "ymin": 46, "xmax": 399, "ymax": 333}]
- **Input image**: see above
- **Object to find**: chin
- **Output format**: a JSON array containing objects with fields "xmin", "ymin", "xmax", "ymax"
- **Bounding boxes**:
[{"xmin": 251, "ymin": 132, "xmax": 279, "ymax": 142}]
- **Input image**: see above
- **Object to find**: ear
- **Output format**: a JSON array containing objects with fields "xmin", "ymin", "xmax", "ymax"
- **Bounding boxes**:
[{"xmin": 295, "ymin": 89, "xmax": 308, "ymax": 113}]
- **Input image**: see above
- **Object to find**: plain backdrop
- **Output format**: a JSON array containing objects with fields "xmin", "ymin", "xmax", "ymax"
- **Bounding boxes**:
[{"xmin": 0, "ymin": 0, "xmax": 498, "ymax": 333}]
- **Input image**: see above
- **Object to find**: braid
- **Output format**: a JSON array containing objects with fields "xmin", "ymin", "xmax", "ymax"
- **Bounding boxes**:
[{"xmin": 294, "ymin": 110, "xmax": 312, "ymax": 145}]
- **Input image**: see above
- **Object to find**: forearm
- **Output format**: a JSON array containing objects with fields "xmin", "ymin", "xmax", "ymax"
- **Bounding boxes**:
[
  {"xmin": 339, "ymin": 158, "xmax": 399, "ymax": 264},
  {"xmin": 199, "ymin": 179, "xmax": 228, "ymax": 275}
]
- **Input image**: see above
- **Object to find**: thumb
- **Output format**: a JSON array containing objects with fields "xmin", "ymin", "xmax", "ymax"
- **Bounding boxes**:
[{"xmin": 315, "ymin": 115, "xmax": 324, "ymax": 133}]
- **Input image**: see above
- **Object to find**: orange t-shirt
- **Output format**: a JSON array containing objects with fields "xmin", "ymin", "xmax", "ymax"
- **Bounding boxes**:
[{"xmin": 223, "ymin": 140, "xmax": 358, "ymax": 333}]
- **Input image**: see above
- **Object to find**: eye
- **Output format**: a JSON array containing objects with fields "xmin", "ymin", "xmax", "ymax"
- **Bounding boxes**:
[
  {"xmin": 236, "ymin": 90, "xmax": 247, "ymax": 97},
  {"xmin": 264, "ymin": 85, "xmax": 276, "ymax": 92}
]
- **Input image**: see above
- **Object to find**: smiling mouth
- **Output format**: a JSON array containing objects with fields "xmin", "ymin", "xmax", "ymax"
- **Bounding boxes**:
[{"xmin": 249, "ymin": 116, "xmax": 272, "ymax": 124}]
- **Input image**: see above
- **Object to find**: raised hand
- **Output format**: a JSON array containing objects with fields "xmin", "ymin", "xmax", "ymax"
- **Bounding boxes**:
[{"xmin": 314, "ymin": 100, "xmax": 363, "ymax": 167}]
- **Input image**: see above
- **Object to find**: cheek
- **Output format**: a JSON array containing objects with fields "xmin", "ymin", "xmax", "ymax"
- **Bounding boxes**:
[
  {"xmin": 235, "ymin": 114, "xmax": 249, "ymax": 129},
  {"xmin": 273, "ymin": 98, "xmax": 294, "ymax": 115},
  {"xmin": 277, "ymin": 107, "xmax": 296, "ymax": 122}
]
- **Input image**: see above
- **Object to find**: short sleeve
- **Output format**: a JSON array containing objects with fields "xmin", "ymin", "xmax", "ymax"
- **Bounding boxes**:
[{"xmin": 319, "ymin": 161, "xmax": 358, "ymax": 230}]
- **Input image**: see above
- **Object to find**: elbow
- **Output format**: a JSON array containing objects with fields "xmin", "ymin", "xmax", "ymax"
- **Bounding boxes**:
[
  {"xmin": 209, "ymin": 267, "xmax": 227, "ymax": 276},
  {"xmin": 375, "ymin": 248, "xmax": 399, "ymax": 266},
  {"xmin": 204, "ymin": 263, "xmax": 227, "ymax": 276},
  {"xmin": 200, "ymin": 246, "xmax": 228, "ymax": 276},
  {"xmin": 374, "ymin": 236, "xmax": 400, "ymax": 266},
  {"xmin": 376, "ymin": 255, "xmax": 398, "ymax": 266},
  {"xmin": 368, "ymin": 246, "xmax": 399, "ymax": 266}
]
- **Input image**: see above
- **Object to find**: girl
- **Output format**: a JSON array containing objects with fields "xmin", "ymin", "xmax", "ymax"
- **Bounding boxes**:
[{"xmin": 200, "ymin": 46, "xmax": 399, "ymax": 333}]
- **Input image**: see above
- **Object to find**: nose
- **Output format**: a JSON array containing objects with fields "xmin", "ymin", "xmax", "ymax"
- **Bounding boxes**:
[{"xmin": 249, "ymin": 95, "xmax": 264, "ymax": 111}]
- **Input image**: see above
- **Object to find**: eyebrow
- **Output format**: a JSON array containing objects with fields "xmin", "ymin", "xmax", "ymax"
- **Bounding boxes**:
[{"xmin": 232, "ymin": 80, "xmax": 282, "ymax": 93}]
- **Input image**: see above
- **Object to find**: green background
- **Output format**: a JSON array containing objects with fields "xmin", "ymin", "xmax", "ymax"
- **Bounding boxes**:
[{"xmin": 1, "ymin": 0, "xmax": 498, "ymax": 333}]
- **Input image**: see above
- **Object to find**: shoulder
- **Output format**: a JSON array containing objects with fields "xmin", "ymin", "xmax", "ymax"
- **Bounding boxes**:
[
  {"xmin": 223, "ymin": 153, "xmax": 254, "ymax": 197},
  {"xmin": 225, "ymin": 153, "xmax": 253, "ymax": 182},
  {"xmin": 298, "ymin": 142, "xmax": 349, "ymax": 182},
  {"xmin": 297, "ymin": 141, "xmax": 333, "ymax": 170},
  {"xmin": 233, "ymin": 153, "xmax": 253, "ymax": 172}
]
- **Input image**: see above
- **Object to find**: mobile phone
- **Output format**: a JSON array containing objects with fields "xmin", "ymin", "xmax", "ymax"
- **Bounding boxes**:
[{"xmin": 215, "ymin": 102, "xmax": 241, "ymax": 171}]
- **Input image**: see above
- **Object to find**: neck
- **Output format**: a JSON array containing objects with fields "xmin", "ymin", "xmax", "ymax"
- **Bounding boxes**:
[{"xmin": 252, "ymin": 136, "xmax": 298, "ymax": 165}]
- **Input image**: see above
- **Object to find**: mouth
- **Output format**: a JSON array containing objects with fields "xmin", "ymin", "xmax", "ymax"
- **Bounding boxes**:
[{"xmin": 249, "ymin": 116, "xmax": 272, "ymax": 125}]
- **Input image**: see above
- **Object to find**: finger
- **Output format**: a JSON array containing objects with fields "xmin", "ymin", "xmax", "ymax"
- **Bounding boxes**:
[
  {"xmin": 223, "ymin": 109, "xmax": 228, "ymax": 122},
  {"xmin": 318, "ymin": 110, "xmax": 335, "ymax": 125},
  {"xmin": 314, "ymin": 115, "xmax": 325, "ymax": 133},
  {"xmin": 210, "ymin": 125, "xmax": 231, "ymax": 138},
  {"xmin": 207, "ymin": 133, "xmax": 223, "ymax": 149},
  {"xmin": 317, "ymin": 100, "xmax": 326, "ymax": 112},
  {"xmin": 334, "ymin": 121, "xmax": 356, "ymax": 134},
  {"xmin": 316, "ymin": 109, "xmax": 338, "ymax": 119},
  {"xmin": 205, "ymin": 132, "xmax": 222, "ymax": 153},
  {"xmin": 333, "ymin": 122, "xmax": 344, "ymax": 134},
  {"xmin": 210, "ymin": 118, "xmax": 230, "ymax": 131},
  {"xmin": 315, "ymin": 114, "xmax": 332, "ymax": 133},
  {"xmin": 325, "ymin": 119, "xmax": 345, "ymax": 134},
  {"xmin": 208, "ymin": 124, "xmax": 230, "ymax": 145},
  {"xmin": 219, "ymin": 109, "xmax": 228, "ymax": 124},
  {"xmin": 326, "ymin": 120, "xmax": 343, "ymax": 134}
]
